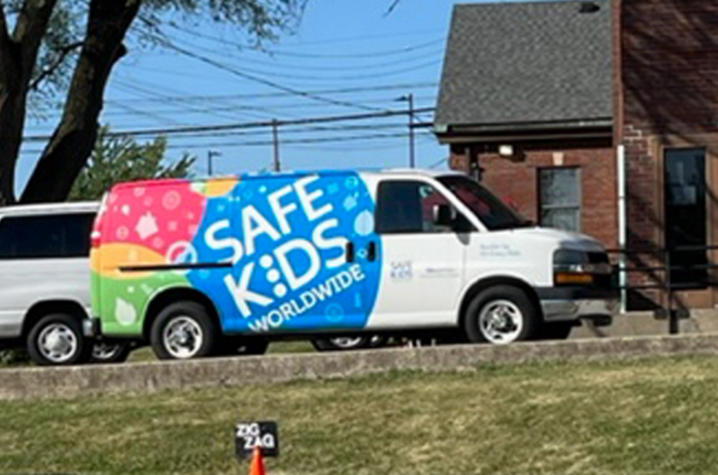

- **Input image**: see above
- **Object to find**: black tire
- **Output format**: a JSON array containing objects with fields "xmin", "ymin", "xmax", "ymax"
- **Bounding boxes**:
[
  {"xmin": 536, "ymin": 322, "xmax": 573, "ymax": 341},
  {"xmin": 464, "ymin": 285, "xmax": 539, "ymax": 344},
  {"xmin": 26, "ymin": 314, "xmax": 92, "ymax": 366},
  {"xmin": 90, "ymin": 341, "xmax": 132, "ymax": 364},
  {"xmin": 214, "ymin": 337, "xmax": 269, "ymax": 357},
  {"xmin": 311, "ymin": 335, "xmax": 386, "ymax": 352},
  {"xmin": 150, "ymin": 301, "xmax": 218, "ymax": 360}
]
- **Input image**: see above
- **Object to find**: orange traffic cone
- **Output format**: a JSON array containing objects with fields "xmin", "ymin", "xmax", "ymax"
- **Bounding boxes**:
[{"xmin": 249, "ymin": 445, "xmax": 266, "ymax": 475}]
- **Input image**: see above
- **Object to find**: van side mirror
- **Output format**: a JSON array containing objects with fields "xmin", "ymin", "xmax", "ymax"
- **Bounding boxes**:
[{"xmin": 432, "ymin": 204, "xmax": 455, "ymax": 227}]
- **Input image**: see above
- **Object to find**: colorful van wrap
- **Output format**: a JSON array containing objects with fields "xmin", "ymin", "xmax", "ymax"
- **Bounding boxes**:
[{"xmin": 91, "ymin": 172, "xmax": 382, "ymax": 336}]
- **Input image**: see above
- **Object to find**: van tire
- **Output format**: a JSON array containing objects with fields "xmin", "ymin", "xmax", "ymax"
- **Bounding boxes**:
[
  {"xmin": 214, "ymin": 337, "xmax": 269, "ymax": 356},
  {"xmin": 311, "ymin": 335, "xmax": 387, "ymax": 352},
  {"xmin": 150, "ymin": 302, "xmax": 218, "ymax": 360},
  {"xmin": 464, "ymin": 286, "xmax": 538, "ymax": 344},
  {"xmin": 27, "ymin": 314, "xmax": 91, "ymax": 366},
  {"xmin": 537, "ymin": 322, "xmax": 573, "ymax": 341},
  {"xmin": 90, "ymin": 341, "xmax": 132, "ymax": 364}
]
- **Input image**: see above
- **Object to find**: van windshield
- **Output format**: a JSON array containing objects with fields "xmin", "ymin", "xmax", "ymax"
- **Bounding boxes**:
[{"xmin": 438, "ymin": 175, "xmax": 531, "ymax": 231}]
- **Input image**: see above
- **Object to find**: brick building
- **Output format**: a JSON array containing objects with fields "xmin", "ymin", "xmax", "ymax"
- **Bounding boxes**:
[{"xmin": 435, "ymin": 0, "xmax": 718, "ymax": 310}]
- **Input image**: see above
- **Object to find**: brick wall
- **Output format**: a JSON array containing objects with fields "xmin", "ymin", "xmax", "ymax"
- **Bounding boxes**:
[
  {"xmin": 617, "ymin": 0, "xmax": 718, "ymax": 308},
  {"xmin": 620, "ymin": 0, "xmax": 718, "ymax": 247},
  {"xmin": 473, "ymin": 144, "xmax": 618, "ymax": 248}
]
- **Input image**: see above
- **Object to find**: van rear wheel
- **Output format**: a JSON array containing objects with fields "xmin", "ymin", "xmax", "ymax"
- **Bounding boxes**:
[
  {"xmin": 150, "ymin": 302, "xmax": 217, "ymax": 360},
  {"xmin": 464, "ymin": 286, "xmax": 538, "ymax": 345}
]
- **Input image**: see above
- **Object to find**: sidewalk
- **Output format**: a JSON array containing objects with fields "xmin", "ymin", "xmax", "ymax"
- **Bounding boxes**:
[{"xmin": 572, "ymin": 309, "xmax": 718, "ymax": 338}]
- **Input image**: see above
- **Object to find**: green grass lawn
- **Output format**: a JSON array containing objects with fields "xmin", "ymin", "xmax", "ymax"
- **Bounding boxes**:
[{"xmin": 3, "ymin": 355, "xmax": 718, "ymax": 474}]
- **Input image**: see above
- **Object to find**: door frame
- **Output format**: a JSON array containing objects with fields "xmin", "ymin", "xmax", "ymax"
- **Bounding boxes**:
[{"xmin": 652, "ymin": 133, "xmax": 718, "ymax": 309}]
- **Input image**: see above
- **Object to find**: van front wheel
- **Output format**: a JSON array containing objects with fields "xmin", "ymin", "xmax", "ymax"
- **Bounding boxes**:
[
  {"xmin": 464, "ymin": 286, "xmax": 538, "ymax": 345},
  {"xmin": 27, "ymin": 314, "xmax": 91, "ymax": 366},
  {"xmin": 150, "ymin": 302, "xmax": 217, "ymax": 360}
]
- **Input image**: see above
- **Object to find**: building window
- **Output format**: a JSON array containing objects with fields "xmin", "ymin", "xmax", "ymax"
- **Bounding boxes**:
[{"xmin": 539, "ymin": 168, "xmax": 581, "ymax": 232}]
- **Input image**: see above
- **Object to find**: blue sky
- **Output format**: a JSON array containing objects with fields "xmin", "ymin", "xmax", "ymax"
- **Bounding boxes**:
[{"xmin": 17, "ymin": 0, "xmax": 530, "ymax": 195}]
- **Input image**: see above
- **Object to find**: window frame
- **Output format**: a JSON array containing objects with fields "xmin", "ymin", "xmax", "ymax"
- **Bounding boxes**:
[
  {"xmin": 0, "ymin": 212, "xmax": 96, "ymax": 260},
  {"xmin": 538, "ymin": 166, "xmax": 582, "ymax": 232},
  {"xmin": 374, "ymin": 179, "xmax": 470, "ymax": 235}
]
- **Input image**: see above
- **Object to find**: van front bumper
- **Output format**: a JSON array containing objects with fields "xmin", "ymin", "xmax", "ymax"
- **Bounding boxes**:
[{"xmin": 536, "ymin": 287, "xmax": 619, "ymax": 324}]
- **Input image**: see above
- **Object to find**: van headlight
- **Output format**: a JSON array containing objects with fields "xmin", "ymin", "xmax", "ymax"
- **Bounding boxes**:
[{"xmin": 553, "ymin": 249, "xmax": 611, "ymax": 285}]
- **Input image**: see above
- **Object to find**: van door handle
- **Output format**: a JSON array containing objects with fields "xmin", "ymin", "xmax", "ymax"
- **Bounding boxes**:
[
  {"xmin": 367, "ymin": 242, "xmax": 377, "ymax": 262},
  {"xmin": 346, "ymin": 241, "xmax": 355, "ymax": 263}
]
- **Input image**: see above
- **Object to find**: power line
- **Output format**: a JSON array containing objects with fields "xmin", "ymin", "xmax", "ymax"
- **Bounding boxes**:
[
  {"xmin": 19, "ymin": 130, "xmax": 437, "ymax": 155},
  {"xmin": 23, "ymin": 107, "xmax": 435, "ymax": 142},
  {"xmin": 146, "ymin": 131, "xmax": 437, "ymax": 150},
  {"xmin": 95, "ymin": 96, "xmax": 437, "ymax": 118},
  {"xmin": 169, "ymin": 22, "xmax": 444, "ymax": 51},
  {"xmin": 112, "ymin": 77, "xmax": 295, "ymax": 122},
  {"xmin": 226, "ymin": 58, "xmax": 441, "ymax": 82},
  {"xmin": 151, "ymin": 34, "xmax": 386, "ymax": 112},
  {"xmin": 75, "ymin": 123, "xmax": 409, "ymax": 141},
  {"xmin": 101, "ymin": 82, "xmax": 438, "ymax": 105},
  {"xmin": 168, "ymin": 27, "xmax": 445, "ymax": 64}
]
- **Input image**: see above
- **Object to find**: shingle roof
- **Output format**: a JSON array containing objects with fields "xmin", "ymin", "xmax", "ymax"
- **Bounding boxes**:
[{"xmin": 435, "ymin": 0, "xmax": 613, "ymax": 131}]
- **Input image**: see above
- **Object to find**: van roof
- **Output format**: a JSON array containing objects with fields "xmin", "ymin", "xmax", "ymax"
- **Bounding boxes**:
[
  {"xmin": 111, "ymin": 168, "xmax": 463, "ymax": 190},
  {"xmin": 0, "ymin": 201, "xmax": 99, "ymax": 216}
]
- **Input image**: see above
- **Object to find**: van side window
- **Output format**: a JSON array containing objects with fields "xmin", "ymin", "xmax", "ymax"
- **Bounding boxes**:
[
  {"xmin": 375, "ymin": 181, "xmax": 453, "ymax": 234},
  {"xmin": 0, "ymin": 213, "xmax": 96, "ymax": 259}
]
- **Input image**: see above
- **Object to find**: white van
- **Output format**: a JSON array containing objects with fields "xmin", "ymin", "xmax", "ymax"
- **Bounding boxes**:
[
  {"xmin": 90, "ymin": 169, "xmax": 617, "ymax": 359},
  {"xmin": 0, "ymin": 202, "xmax": 131, "ymax": 365}
]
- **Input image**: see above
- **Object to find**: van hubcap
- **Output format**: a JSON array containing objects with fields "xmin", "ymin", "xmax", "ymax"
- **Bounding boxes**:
[
  {"xmin": 92, "ymin": 343, "xmax": 124, "ymax": 361},
  {"xmin": 330, "ymin": 337, "xmax": 365, "ymax": 349},
  {"xmin": 163, "ymin": 316, "xmax": 203, "ymax": 359},
  {"xmin": 38, "ymin": 324, "xmax": 78, "ymax": 363},
  {"xmin": 478, "ymin": 300, "xmax": 523, "ymax": 344}
]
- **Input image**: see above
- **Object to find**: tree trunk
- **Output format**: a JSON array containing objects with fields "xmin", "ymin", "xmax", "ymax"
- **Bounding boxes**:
[
  {"xmin": 0, "ymin": 56, "xmax": 25, "ymax": 205},
  {"xmin": 20, "ymin": 0, "xmax": 140, "ymax": 203},
  {"xmin": 0, "ymin": 0, "xmax": 58, "ymax": 204}
]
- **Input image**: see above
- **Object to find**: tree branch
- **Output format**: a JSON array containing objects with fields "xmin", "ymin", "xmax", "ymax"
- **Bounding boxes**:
[
  {"xmin": 383, "ymin": 0, "xmax": 401, "ymax": 17},
  {"xmin": 12, "ymin": 0, "xmax": 58, "ymax": 80},
  {"xmin": 29, "ymin": 40, "xmax": 83, "ymax": 90},
  {"xmin": 21, "ymin": 0, "xmax": 141, "ymax": 203},
  {"xmin": 0, "ymin": 0, "xmax": 11, "ymax": 66}
]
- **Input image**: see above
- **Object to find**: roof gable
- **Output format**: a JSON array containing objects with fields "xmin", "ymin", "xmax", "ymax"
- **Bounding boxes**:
[{"xmin": 436, "ymin": 0, "xmax": 613, "ymax": 131}]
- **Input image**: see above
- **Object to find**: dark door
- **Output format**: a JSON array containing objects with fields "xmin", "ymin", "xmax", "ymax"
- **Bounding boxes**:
[{"xmin": 664, "ymin": 148, "xmax": 707, "ymax": 288}]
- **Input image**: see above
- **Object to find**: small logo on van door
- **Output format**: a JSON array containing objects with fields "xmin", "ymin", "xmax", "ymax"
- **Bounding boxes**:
[{"xmin": 390, "ymin": 261, "xmax": 413, "ymax": 281}]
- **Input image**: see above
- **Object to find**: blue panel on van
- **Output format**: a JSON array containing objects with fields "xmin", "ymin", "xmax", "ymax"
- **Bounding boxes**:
[{"xmin": 185, "ymin": 172, "xmax": 381, "ymax": 333}]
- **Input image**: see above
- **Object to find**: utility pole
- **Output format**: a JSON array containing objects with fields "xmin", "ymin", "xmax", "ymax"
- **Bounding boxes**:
[
  {"xmin": 408, "ymin": 92, "xmax": 415, "ymax": 168},
  {"xmin": 272, "ymin": 119, "xmax": 281, "ymax": 172},
  {"xmin": 397, "ymin": 93, "xmax": 415, "ymax": 168},
  {"xmin": 207, "ymin": 150, "xmax": 221, "ymax": 176}
]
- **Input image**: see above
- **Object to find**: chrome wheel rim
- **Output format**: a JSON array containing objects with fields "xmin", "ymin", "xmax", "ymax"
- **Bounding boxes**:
[
  {"xmin": 478, "ymin": 299, "xmax": 523, "ymax": 344},
  {"xmin": 38, "ymin": 323, "xmax": 78, "ymax": 363},
  {"xmin": 163, "ymin": 316, "xmax": 203, "ymax": 359},
  {"xmin": 91, "ymin": 342, "xmax": 124, "ymax": 361},
  {"xmin": 329, "ymin": 336, "xmax": 365, "ymax": 349}
]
